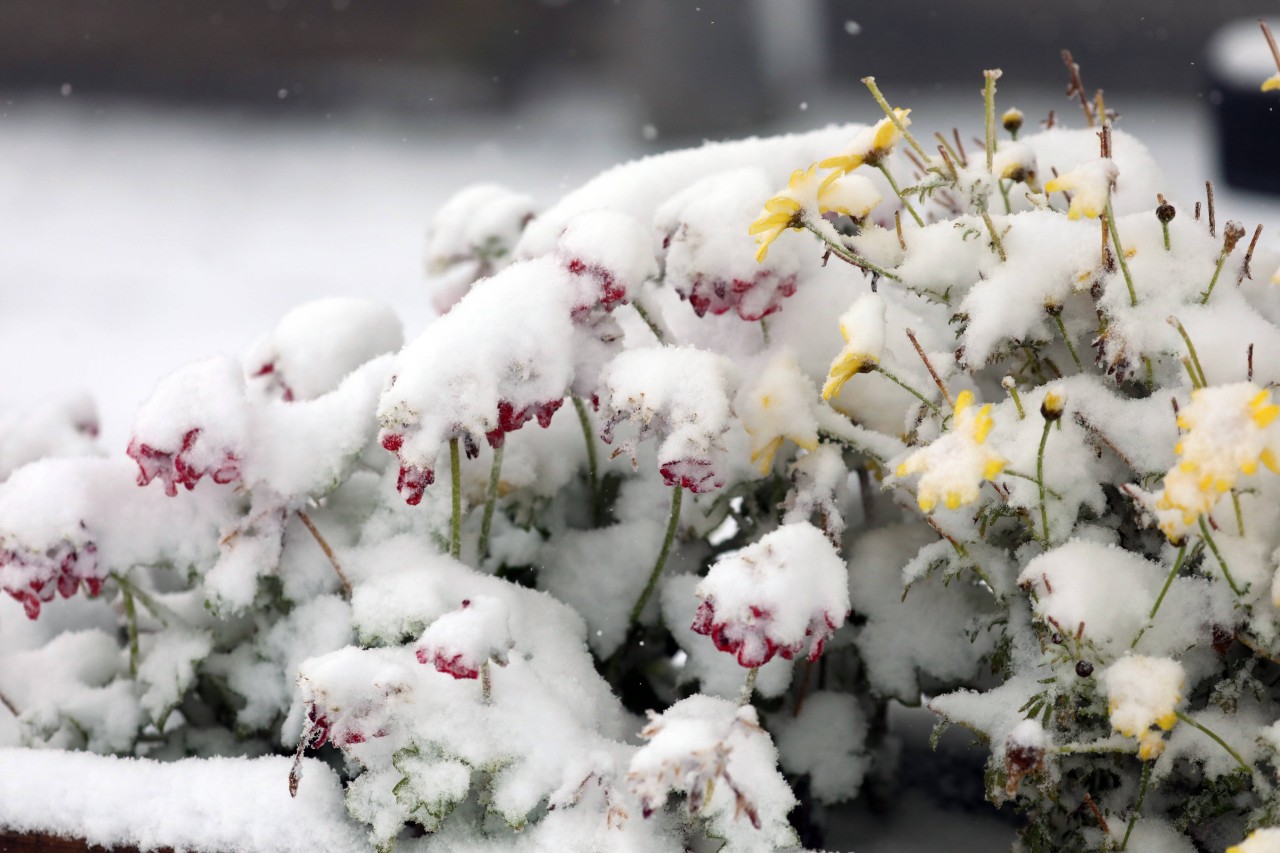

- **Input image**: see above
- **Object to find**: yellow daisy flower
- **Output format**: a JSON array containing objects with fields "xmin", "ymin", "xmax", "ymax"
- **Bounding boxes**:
[
  {"xmin": 895, "ymin": 389, "xmax": 1007, "ymax": 512},
  {"xmin": 748, "ymin": 165, "xmax": 881, "ymax": 262},
  {"xmin": 1043, "ymin": 159, "xmax": 1118, "ymax": 221},
  {"xmin": 820, "ymin": 109, "xmax": 912, "ymax": 173}
]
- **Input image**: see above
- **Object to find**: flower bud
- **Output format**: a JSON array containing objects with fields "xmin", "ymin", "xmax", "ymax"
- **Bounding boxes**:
[
  {"xmin": 1156, "ymin": 198, "xmax": 1176, "ymax": 224},
  {"xmin": 1041, "ymin": 386, "xmax": 1067, "ymax": 422},
  {"xmin": 1002, "ymin": 108, "xmax": 1024, "ymax": 135}
]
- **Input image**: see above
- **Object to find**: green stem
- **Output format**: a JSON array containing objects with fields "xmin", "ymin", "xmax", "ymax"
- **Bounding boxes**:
[
  {"xmin": 1170, "ymin": 317, "xmax": 1208, "ymax": 388},
  {"xmin": 572, "ymin": 397, "xmax": 603, "ymax": 526},
  {"xmin": 1105, "ymin": 201, "xmax": 1138, "ymax": 307},
  {"xmin": 481, "ymin": 659, "xmax": 492, "ymax": 706},
  {"xmin": 1119, "ymin": 761, "xmax": 1152, "ymax": 850},
  {"xmin": 802, "ymin": 223, "xmax": 903, "ymax": 283},
  {"xmin": 872, "ymin": 365, "xmax": 942, "ymax": 416},
  {"xmin": 110, "ymin": 571, "xmax": 172, "ymax": 627},
  {"xmin": 629, "ymin": 485, "xmax": 683, "ymax": 627},
  {"xmin": 979, "ymin": 204, "xmax": 1007, "ymax": 262},
  {"xmin": 1001, "ymin": 469, "xmax": 1062, "ymax": 499},
  {"xmin": 120, "ymin": 580, "xmax": 140, "ymax": 678},
  {"xmin": 631, "ymin": 298, "xmax": 666, "ymax": 343},
  {"xmin": 1199, "ymin": 517, "xmax": 1243, "ymax": 596},
  {"xmin": 1161, "ymin": 221, "xmax": 1171, "ymax": 252},
  {"xmin": 1004, "ymin": 379, "xmax": 1026, "ymax": 419},
  {"xmin": 1051, "ymin": 313, "xmax": 1083, "ymax": 371},
  {"xmin": 998, "ymin": 179, "xmax": 1012, "ymax": 215},
  {"xmin": 1175, "ymin": 710, "xmax": 1252, "ymax": 774},
  {"xmin": 1232, "ymin": 490, "xmax": 1245, "ymax": 537},
  {"xmin": 478, "ymin": 442, "xmax": 504, "ymax": 563},
  {"xmin": 1200, "ymin": 247, "xmax": 1232, "ymax": 304},
  {"xmin": 760, "ymin": 317, "xmax": 771, "ymax": 346},
  {"xmin": 1037, "ymin": 417, "xmax": 1053, "ymax": 547},
  {"xmin": 449, "ymin": 437, "xmax": 462, "ymax": 560},
  {"xmin": 876, "ymin": 163, "xmax": 924, "ymax": 227},
  {"xmin": 739, "ymin": 666, "xmax": 760, "ymax": 707},
  {"xmin": 983, "ymin": 69, "xmax": 1000, "ymax": 174},
  {"xmin": 1132, "ymin": 543, "xmax": 1187, "ymax": 649},
  {"xmin": 862, "ymin": 76, "xmax": 930, "ymax": 161}
]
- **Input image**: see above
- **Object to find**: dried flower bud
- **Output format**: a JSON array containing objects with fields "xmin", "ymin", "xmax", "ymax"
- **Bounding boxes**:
[
  {"xmin": 1002, "ymin": 108, "xmax": 1024, "ymax": 134},
  {"xmin": 1001, "ymin": 375, "xmax": 1017, "ymax": 390},
  {"xmin": 1040, "ymin": 386, "xmax": 1067, "ymax": 422},
  {"xmin": 1075, "ymin": 660, "xmax": 1094, "ymax": 678},
  {"xmin": 1223, "ymin": 220, "xmax": 1247, "ymax": 254},
  {"xmin": 1003, "ymin": 719, "xmax": 1046, "ymax": 796},
  {"xmin": 1156, "ymin": 198, "xmax": 1176, "ymax": 224}
]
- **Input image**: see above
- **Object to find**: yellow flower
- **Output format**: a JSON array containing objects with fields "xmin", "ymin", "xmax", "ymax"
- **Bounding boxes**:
[
  {"xmin": 1043, "ymin": 159, "xmax": 1118, "ymax": 220},
  {"xmin": 820, "ymin": 109, "xmax": 912, "ymax": 173},
  {"xmin": 1264, "ymin": 73, "xmax": 1280, "ymax": 92},
  {"xmin": 821, "ymin": 294, "xmax": 886, "ymax": 401},
  {"xmin": 1137, "ymin": 730, "xmax": 1166, "ymax": 761},
  {"xmin": 1229, "ymin": 828, "xmax": 1280, "ymax": 853},
  {"xmin": 742, "ymin": 352, "xmax": 820, "ymax": 475},
  {"xmin": 1102, "ymin": 655, "xmax": 1184, "ymax": 744},
  {"xmin": 1154, "ymin": 384, "xmax": 1280, "ymax": 539},
  {"xmin": 748, "ymin": 165, "xmax": 881, "ymax": 262},
  {"xmin": 894, "ymin": 390, "xmax": 1007, "ymax": 512}
]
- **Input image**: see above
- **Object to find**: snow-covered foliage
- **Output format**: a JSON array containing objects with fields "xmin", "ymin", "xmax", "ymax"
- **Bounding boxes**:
[{"xmin": 4, "ymin": 53, "xmax": 1280, "ymax": 853}]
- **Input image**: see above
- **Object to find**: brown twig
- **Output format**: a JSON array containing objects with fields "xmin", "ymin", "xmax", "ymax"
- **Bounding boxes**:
[
  {"xmin": 952, "ymin": 128, "xmax": 968, "ymax": 166},
  {"xmin": 936, "ymin": 144, "xmax": 959, "ymax": 182},
  {"xmin": 1249, "ymin": 343, "xmax": 1255, "ymax": 382},
  {"xmin": 1237, "ymin": 224, "xmax": 1263, "ymax": 286},
  {"xmin": 1262, "ymin": 20, "xmax": 1280, "ymax": 73},
  {"xmin": 1083, "ymin": 792, "xmax": 1111, "ymax": 835},
  {"xmin": 1205, "ymin": 181, "xmax": 1216, "ymax": 237},
  {"xmin": 895, "ymin": 210, "xmax": 906, "ymax": 250},
  {"xmin": 296, "ymin": 510, "xmax": 353, "ymax": 599},
  {"xmin": 1074, "ymin": 413, "xmax": 1140, "ymax": 473},
  {"xmin": 1043, "ymin": 109, "xmax": 1057, "ymax": 130},
  {"xmin": 1061, "ymin": 50, "xmax": 1095, "ymax": 127},
  {"xmin": 0, "ymin": 687, "xmax": 18, "ymax": 718},
  {"xmin": 1194, "ymin": 201, "xmax": 1201, "ymax": 222},
  {"xmin": 905, "ymin": 328, "xmax": 955, "ymax": 407}
]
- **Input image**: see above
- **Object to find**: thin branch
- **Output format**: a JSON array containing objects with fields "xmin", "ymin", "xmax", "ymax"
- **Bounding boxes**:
[
  {"xmin": 1061, "ymin": 50, "xmax": 1095, "ymax": 127},
  {"xmin": 905, "ymin": 328, "xmax": 954, "ymax": 407},
  {"xmin": 297, "ymin": 510, "xmax": 353, "ymax": 599}
]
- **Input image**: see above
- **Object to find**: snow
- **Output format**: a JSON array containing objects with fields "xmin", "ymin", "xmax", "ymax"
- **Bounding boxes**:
[{"xmin": 0, "ymin": 748, "xmax": 367, "ymax": 852}]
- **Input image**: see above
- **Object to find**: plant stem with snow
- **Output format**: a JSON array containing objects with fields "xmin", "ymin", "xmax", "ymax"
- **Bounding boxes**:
[
  {"xmin": 572, "ymin": 397, "xmax": 603, "ymax": 526},
  {"xmin": 449, "ymin": 437, "xmax": 462, "ymax": 560},
  {"xmin": 478, "ymin": 443, "xmax": 503, "ymax": 563},
  {"xmin": 628, "ymin": 485, "xmax": 683, "ymax": 628}
]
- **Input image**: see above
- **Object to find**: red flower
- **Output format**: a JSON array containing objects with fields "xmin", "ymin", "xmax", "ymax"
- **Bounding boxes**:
[
  {"xmin": 1, "ymin": 535, "xmax": 102, "ymax": 620},
  {"xmin": 127, "ymin": 428, "xmax": 241, "ymax": 497}
]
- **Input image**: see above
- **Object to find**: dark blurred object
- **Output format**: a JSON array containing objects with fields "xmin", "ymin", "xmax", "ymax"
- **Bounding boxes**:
[{"xmin": 1206, "ymin": 18, "xmax": 1280, "ymax": 195}]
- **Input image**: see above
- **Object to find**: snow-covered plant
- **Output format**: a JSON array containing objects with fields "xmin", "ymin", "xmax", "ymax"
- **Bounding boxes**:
[{"xmin": 8, "ymin": 39, "xmax": 1280, "ymax": 853}]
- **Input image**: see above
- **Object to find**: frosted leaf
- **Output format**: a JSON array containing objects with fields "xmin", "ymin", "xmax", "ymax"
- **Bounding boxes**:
[
  {"xmin": 692, "ymin": 522, "xmax": 849, "ymax": 667},
  {"xmin": 244, "ymin": 298, "xmax": 402, "ymax": 402},
  {"xmin": 597, "ymin": 345, "xmax": 739, "ymax": 493}
]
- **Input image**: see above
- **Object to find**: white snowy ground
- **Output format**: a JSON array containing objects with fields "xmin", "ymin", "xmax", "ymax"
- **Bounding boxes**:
[{"xmin": 0, "ymin": 84, "xmax": 1276, "ymax": 852}]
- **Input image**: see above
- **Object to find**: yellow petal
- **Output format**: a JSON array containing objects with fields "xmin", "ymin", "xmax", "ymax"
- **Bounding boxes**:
[
  {"xmin": 953, "ymin": 389, "xmax": 975, "ymax": 417},
  {"xmin": 1264, "ymin": 73, "xmax": 1280, "ymax": 92},
  {"xmin": 1156, "ymin": 711, "xmax": 1177, "ymax": 731}
]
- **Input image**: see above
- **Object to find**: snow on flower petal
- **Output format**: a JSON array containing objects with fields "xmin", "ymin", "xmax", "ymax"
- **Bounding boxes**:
[
  {"xmin": 415, "ymin": 596, "xmax": 513, "ymax": 680},
  {"xmin": 1229, "ymin": 828, "xmax": 1280, "ymax": 853},
  {"xmin": 692, "ymin": 522, "xmax": 850, "ymax": 667},
  {"xmin": 749, "ymin": 164, "xmax": 880, "ymax": 262},
  {"xmin": 740, "ymin": 351, "xmax": 819, "ymax": 475},
  {"xmin": 821, "ymin": 292, "xmax": 886, "ymax": 401},
  {"xmin": 894, "ymin": 390, "xmax": 1006, "ymax": 512},
  {"xmin": 819, "ymin": 108, "xmax": 911, "ymax": 173},
  {"xmin": 1042, "ymin": 157, "xmax": 1117, "ymax": 220},
  {"xmin": 1101, "ymin": 655, "xmax": 1185, "ymax": 739}
]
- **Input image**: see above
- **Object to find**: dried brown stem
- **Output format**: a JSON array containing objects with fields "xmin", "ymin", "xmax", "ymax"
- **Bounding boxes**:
[
  {"xmin": 1074, "ymin": 414, "xmax": 1140, "ymax": 473},
  {"xmin": 0, "ymin": 687, "xmax": 17, "ymax": 718},
  {"xmin": 1083, "ymin": 792, "xmax": 1111, "ymax": 835},
  {"xmin": 952, "ymin": 128, "xmax": 968, "ymax": 166},
  {"xmin": 1061, "ymin": 50, "xmax": 1095, "ymax": 127},
  {"xmin": 894, "ymin": 210, "xmax": 906, "ymax": 250},
  {"xmin": 1237, "ymin": 224, "xmax": 1264, "ymax": 286},
  {"xmin": 1206, "ymin": 181, "xmax": 1216, "ymax": 237},
  {"xmin": 296, "ymin": 510, "xmax": 353, "ymax": 599},
  {"xmin": 905, "ymin": 328, "xmax": 955, "ymax": 407},
  {"xmin": 1263, "ymin": 20, "xmax": 1280, "ymax": 73}
]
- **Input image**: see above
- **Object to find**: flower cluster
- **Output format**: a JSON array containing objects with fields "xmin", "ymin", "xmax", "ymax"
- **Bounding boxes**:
[
  {"xmin": 1154, "ymin": 383, "xmax": 1280, "ymax": 540},
  {"xmin": 0, "ymin": 533, "xmax": 101, "ymax": 620},
  {"xmin": 127, "ymin": 428, "xmax": 242, "ymax": 497}
]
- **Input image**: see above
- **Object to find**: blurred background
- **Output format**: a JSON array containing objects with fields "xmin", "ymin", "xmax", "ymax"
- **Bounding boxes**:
[{"xmin": 1, "ymin": 0, "xmax": 1278, "ymax": 448}]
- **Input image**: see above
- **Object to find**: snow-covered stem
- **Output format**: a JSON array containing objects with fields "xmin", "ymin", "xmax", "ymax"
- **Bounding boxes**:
[
  {"xmin": 906, "ymin": 327, "xmax": 954, "ymax": 407},
  {"xmin": 572, "ymin": 396, "xmax": 602, "ymax": 526},
  {"xmin": 480, "ymin": 659, "xmax": 492, "ymax": 706},
  {"xmin": 1036, "ymin": 416, "xmax": 1053, "ymax": 547},
  {"xmin": 630, "ymin": 297, "xmax": 666, "ymax": 343},
  {"xmin": 983, "ymin": 69, "xmax": 1001, "ymax": 174},
  {"xmin": 1169, "ymin": 316, "xmax": 1208, "ymax": 388},
  {"xmin": 876, "ymin": 163, "xmax": 923, "ymax": 227},
  {"xmin": 861, "ymin": 76, "xmax": 930, "ymax": 161},
  {"xmin": 1200, "ymin": 225, "xmax": 1244, "ymax": 304},
  {"xmin": 1120, "ymin": 760, "xmax": 1153, "ymax": 851},
  {"xmin": 739, "ymin": 666, "xmax": 759, "ymax": 707},
  {"xmin": 1004, "ymin": 377, "xmax": 1026, "ymax": 419},
  {"xmin": 478, "ymin": 442, "xmax": 504, "ymax": 563},
  {"xmin": 119, "ymin": 578, "xmax": 140, "ymax": 678},
  {"xmin": 1199, "ymin": 518, "xmax": 1243, "ymax": 596},
  {"xmin": 1232, "ymin": 490, "xmax": 1245, "ymax": 537},
  {"xmin": 1104, "ymin": 201, "xmax": 1138, "ymax": 307},
  {"xmin": 628, "ymin": 485, "xmax": 683, "ymax": 628},
  {"xmin": 449, "ymin": 437, "xmax": 462, "ymax": 560},
  {"xmin": 1132, "ymin": 542, "xmax": 1188, "ymax": 648},
  {"xmin": 296, "ymin": 510, "xmax": 352, "ymax": 599},
  {"xmin": 802, "ymin": 222, "xmax": 903, "ymax": 284},
  {"xmin": 760, "ymin": 317, "xmax": 771, "ymax": 346},
  {"xmin": 1051, "ymin": 313, "xmax": 1083, "ymax": 371},
  {"xmin": 978, "ymin": 203, "xmax": 1007, "ymax": 262},
  {"xmin": 872, "ymin": 365, "xmax": 942, "ymax": 417},
  {"xmin": 1174, "ymin": 711, "xmax": 1252, "ymax": 774}
]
